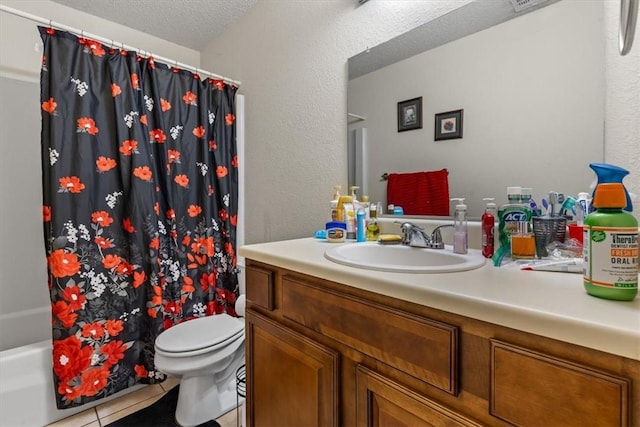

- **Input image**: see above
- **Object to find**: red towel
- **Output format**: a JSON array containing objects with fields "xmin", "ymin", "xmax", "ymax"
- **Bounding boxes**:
[{"xmin": 386, "ymin": 169, "xmax": 450, "ymax": 216}]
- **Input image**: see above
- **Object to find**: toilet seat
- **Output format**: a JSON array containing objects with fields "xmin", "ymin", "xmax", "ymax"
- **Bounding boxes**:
[{"xmin": 155, "ymin": 314, "xmax": 244, "ymax": 357}]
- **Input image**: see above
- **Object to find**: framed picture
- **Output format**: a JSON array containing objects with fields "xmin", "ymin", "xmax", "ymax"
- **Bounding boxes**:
[
  {"xmin": 397, "ymin": 97, "xmax": 422, "ymax": 132},
  {"xmin": 434, "ymin": 109, "xmax": 463, "ymax": 140}
]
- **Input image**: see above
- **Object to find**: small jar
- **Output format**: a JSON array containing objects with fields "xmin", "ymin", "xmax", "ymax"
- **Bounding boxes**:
[{"xmin": 326, "ymin": 221, "xmax": 347, "ymax": 243}]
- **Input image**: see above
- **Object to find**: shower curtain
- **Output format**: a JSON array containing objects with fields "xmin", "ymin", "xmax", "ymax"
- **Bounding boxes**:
[{"xmin": 39, "ymin": 27, "xmax": 239, "ymax": 408}]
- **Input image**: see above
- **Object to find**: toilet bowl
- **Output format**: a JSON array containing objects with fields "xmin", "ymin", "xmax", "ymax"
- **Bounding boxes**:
[{"xmin": 154, "ymin": 296, "xmax": 246, "ymax": 427}]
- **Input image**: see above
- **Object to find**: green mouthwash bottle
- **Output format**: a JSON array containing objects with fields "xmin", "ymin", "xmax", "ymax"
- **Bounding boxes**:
[
  {"xmin": 497, "ymin": 187, "xmax": 532, "ymax": 249},
  {"xmin": 583, "ymin": 182, "xmax": 638, "ymax": 301}
]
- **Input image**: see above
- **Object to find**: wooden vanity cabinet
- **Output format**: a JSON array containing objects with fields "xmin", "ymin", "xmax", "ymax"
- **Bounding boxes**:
[{"xmin": 245, "ymin": 260, "xmax": 639, "ymax": 427}]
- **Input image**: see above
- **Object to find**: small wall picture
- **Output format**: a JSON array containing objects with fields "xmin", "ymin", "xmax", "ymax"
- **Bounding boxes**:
[
  {"xmin": 434, "ymin": 109, "xmax": 463, "ymax": 140},
  {"xmin": 397, "ymin": 97, "xmax": 422, "ymax": 132}
]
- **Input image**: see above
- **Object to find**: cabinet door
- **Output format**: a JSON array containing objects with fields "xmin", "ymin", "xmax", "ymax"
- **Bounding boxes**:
[
  {"xmin": 356, "ymin": 365, "xmax": 482, "ymax": 427},
  {"xmin": 490, "ymin": 340, "xmax": 630, "ymax": 426},
  {"xmin": 246, "ymin": 310, "xmax": 340, "ymax": 427}
]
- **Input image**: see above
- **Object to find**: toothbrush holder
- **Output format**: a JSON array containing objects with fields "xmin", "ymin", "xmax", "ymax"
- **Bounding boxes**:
[{"xmin": 532, "ymin": 216, "xmax": 567, "ymax": 258}]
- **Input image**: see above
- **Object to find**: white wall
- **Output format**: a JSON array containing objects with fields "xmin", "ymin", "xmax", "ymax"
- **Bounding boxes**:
[
  {"xmin": 201, "ymin": 0, "xmax": 639, "ymax": 244},
  {"xmin": 200, "ymin": 0, "xmax": 474, "ymax": 244},
  {"xmin": 348, "ymin": 0, "xmax": 604, "ymax": 217},
  {"xmin": 0, "ymin": 0, "xmax": 201, "ymax": 349}
]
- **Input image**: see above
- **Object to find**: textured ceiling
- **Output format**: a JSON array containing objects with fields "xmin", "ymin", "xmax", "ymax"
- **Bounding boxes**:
[{"xmin": 49, "ymin": 0, "xmax": 257, "ymax": 51}]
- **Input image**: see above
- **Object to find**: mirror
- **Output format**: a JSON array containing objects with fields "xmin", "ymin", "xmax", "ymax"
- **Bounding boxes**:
[
  {"xmin": 348, "ymin": 0, "xmax": 604, "ymax": 219},
  {"xmin": 619, "ymin": 0, "xmax": 638, "ymax": 55}
]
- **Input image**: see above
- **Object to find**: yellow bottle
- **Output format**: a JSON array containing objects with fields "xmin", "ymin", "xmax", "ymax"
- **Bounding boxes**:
[
  {"xmin": 366, "ymin": 202, "xmax": 380, "ymax": 241},
  {"xmin": 330, "ymin": 185, "xmax": 342, "ymax": 221},
  {"xmin": 336, "ymin": 195, "xmax": 353, "ymax": 222}
]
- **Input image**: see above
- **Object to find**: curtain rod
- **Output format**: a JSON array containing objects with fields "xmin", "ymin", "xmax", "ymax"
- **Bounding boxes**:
[{"xmin": 0, "ymin": 4, "xmax": 242, "ymax": 87}]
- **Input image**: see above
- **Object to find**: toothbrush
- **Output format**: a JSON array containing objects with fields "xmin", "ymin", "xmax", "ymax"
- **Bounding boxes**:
[{"xmin": 529, "ymin": 199, "xmax": 541, "ymax": 217}]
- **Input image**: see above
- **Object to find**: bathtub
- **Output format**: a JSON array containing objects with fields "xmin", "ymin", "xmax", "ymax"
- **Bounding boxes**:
[
  {"xmin": 0, "ymin": 306, "xmax": 145, "ymax": 427},
  {"xmin": 0, "ymin": 267, "xmax": 245, "ymax": 426},
  {"xmin": 0, "ymin": 339, "xmax": 147, "ymax": 426}
]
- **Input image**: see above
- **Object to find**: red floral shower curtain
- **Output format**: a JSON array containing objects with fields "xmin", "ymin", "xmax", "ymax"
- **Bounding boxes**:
[{"xmin": 39, "ymin": 27, "xmax": 239, "ymax": 409}]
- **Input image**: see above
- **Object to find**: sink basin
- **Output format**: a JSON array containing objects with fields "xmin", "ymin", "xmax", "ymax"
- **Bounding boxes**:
[{"xmin": 324, "ymin": 242, "xmax": 486, "ymax": 273}]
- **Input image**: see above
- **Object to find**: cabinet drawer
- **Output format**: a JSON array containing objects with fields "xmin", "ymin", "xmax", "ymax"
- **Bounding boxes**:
[
  {"xmin": 246, "ymin": 265, "xmax": 275, "ymax": 311},
  {"xmin": 281, "ymin": 276, "xmax": 458, "ymax": 394},
  {"xmin": 490, "ymin": 340, "xmax": 630, "ymax": 426}
]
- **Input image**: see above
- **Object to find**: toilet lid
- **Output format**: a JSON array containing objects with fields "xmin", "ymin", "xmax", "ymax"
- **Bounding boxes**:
[{"xmin": 155, "ymin": 314, "xmax": 244, "ymax": 353}]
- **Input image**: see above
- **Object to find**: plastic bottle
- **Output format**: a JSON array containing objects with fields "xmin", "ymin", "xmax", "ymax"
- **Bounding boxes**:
[
  {"xmin": 330, "ymin": 185, "xmax": 341, "ymax": 221},
  {"xmin": 497, "ymin": 187, "xmax": 527, "ymax": 249},
  {"xmin": 336, "ymin": 195, "xmax": 352, "ymax": 222},
  {"xmin": 492, "ymin": 186, "xmax": 534, "ymax": 266},
  {"xmin": 583, "ymin": 182, "xmax": 638, "ymax": 301},
  {"xmin": 343, "ymin": 202, "xmax": 356, "ymax": 240},
  {"xmin": 356, "ymin": 208, "xmax": 367, "ymax": 242},
  {"xmin": 481, "ymin": 198, "xmax": 497, "ymax": 258},
  {"xmin": 520, "ymin": 187, "xmax": 533, "ymax": 212},
  {"xmin": 589, "ymin": 163, "xmax": 633, "ymax": 212},
  {"xmin": 350, "ymin": 186, "xmax": 360, "ymax": 203},
  {"xmin": 366, "ymin": 202, "xmax": 380, "ymax": 241},
  {"xmin": 451, "ymin": 198, "xmax": 468, "ymax": 254}
]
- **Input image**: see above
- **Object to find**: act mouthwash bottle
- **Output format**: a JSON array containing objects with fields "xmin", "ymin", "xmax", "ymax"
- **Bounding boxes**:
[
  {"xmin": 583, "ymin": 182, "xmax": 638, "ymax": 301},
  {"xmin": 497, "ymin": 187, "xmax": 532, "ymax": 249}
]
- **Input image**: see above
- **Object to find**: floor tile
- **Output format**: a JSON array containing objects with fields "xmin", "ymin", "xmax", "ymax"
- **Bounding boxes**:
[
  {"xmin": 216, "ymin": 408, "xmax": 239, "ymax": 427},
  {"xmin": 95, "ymin": 384, "xmax": 165, "ymax": 419},
  {"xmin": 45, "ymin": 408, "xmax": 98, "ymax": 427},
  {"xmin": 160, "ymin": 376, "xmax": 181, "ymax": 392}
]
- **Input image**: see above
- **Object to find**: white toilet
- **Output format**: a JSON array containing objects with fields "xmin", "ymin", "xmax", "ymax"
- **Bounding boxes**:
[{"xmin": 154, "ymin": 295, "xmax": 246, "ymax": 427}]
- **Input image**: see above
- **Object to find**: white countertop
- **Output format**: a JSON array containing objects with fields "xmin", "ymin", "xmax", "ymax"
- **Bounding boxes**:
[{"xmin": 239, "ymin": 237, "xmax": 640, "ymax": 360}]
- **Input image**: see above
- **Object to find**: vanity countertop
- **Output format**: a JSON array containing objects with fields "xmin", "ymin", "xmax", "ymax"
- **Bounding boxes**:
[{"xmin": 239, "ymin": 237, "xmax": 640, "ymax": 361}]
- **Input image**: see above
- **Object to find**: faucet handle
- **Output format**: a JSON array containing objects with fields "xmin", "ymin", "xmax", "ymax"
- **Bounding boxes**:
[
  {"xmin": 399, "ymin": 222, "xmax": 425, "ymax": 232},
  {"xmin": 398, "ymin": 222, "xmax": 414, "ymax": 244},
  {"xmin": 430, "ymin": 224, "xmax": 453, "ymax": 249},
  {"xmin": 430, "ymin": 229, "xmax": 445, "ymax": 249}
]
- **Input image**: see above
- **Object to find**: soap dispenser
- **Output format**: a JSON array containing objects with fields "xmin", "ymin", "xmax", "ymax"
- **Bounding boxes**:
[
  {"xmin": 451, "ymin": 198, "xmax": 468, "ymax": 254},
  {"xmin": 350, "ymin": 186, "xmax": 360, "ymax": 203}
]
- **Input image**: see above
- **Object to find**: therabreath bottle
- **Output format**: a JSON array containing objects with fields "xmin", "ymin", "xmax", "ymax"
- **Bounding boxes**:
[{"xmin": 583, "ymin": 182, "xmax": 638, "ymax": 301}]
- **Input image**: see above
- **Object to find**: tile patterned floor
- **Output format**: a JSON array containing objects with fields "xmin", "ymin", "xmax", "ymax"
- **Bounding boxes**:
[{"xmin": 46, "ymin": 377, "xmax": 239, "ymax": 427}]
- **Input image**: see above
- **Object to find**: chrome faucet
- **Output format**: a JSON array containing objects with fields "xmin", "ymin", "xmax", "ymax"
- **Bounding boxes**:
[
  {"xmin": 398, "ymin": 222, "xmax": 453, "ymax": 249},
  {"xmin": 399, "ymin": 222, "xmax": 430, "ymax": 247}
]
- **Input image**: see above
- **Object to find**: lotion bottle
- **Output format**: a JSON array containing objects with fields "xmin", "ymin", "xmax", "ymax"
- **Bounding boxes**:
[
  {"xmin": 350, "ymin": 186, "xmax": 360, "ymax": 203},
  {"xmin": 452, "ymin": 198, "xmax": 468, "ymax": 254}
]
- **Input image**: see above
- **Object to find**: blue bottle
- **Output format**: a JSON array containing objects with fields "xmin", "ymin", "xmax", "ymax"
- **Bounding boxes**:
[{"xmin": 356, "ymin": 208, "xmax": 366, "ymax": 242}]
